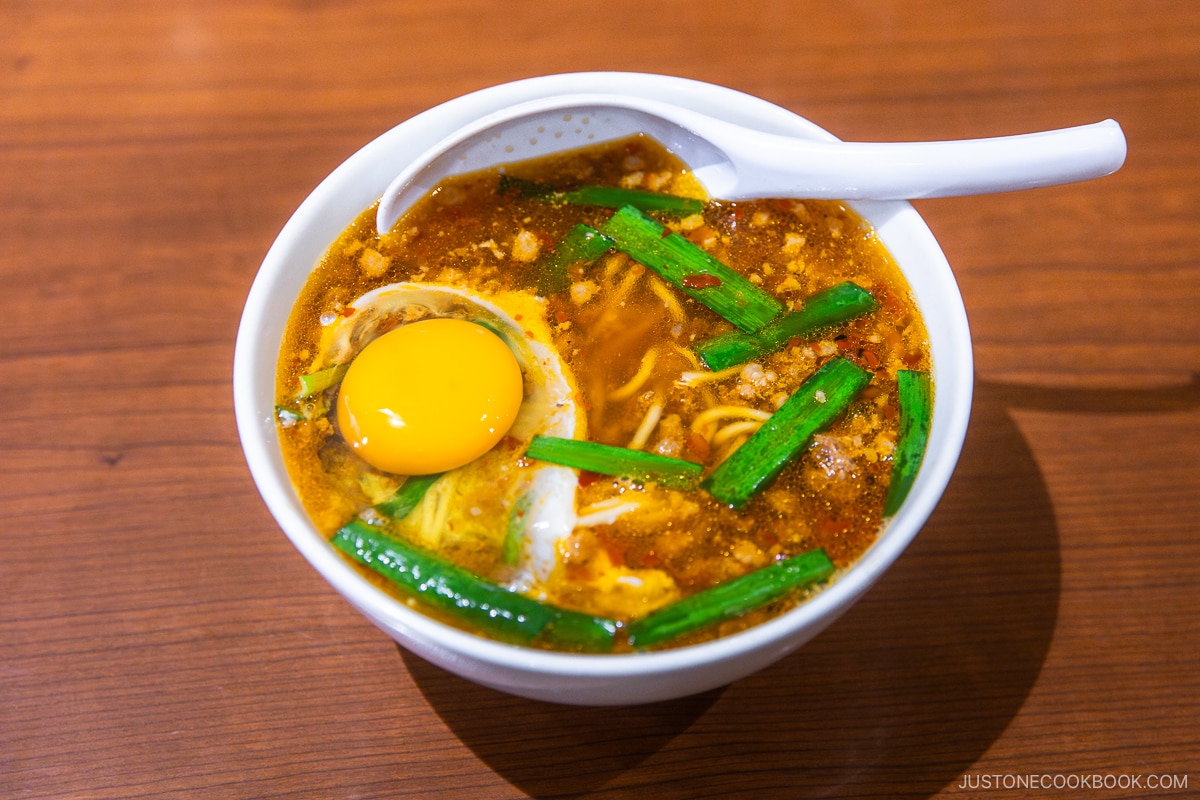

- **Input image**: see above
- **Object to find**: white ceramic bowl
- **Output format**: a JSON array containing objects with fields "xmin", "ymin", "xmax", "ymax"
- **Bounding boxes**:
[{"xmin": 234, "ymin": 72, "xmax": 973, "ymax": 706}]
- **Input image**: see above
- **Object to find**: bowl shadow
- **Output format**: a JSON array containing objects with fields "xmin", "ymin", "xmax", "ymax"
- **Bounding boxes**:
[{"xmin": 398, "ymin": 374, "xmax": 1200, "ymax": 798}]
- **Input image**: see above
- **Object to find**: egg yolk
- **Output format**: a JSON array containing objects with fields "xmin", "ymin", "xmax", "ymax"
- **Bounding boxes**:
[{"xmin": 336, "ymin": 318, "xmax": 524, "ymax": 475}]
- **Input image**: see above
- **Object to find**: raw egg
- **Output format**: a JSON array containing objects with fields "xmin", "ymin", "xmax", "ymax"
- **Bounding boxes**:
[
  {"xmin": 313, "ymin": 282, "xmax": 585, "ymax": 585},
  {"xmin": 336, "ymin": 317, "xmax": 523, "ymax": 474}
]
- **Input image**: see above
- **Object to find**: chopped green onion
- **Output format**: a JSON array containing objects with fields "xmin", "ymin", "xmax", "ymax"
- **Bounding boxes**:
[
  {"xmin": 332, "ymin": 520, "xmax": 618, "ymax": 652},
  {"xmin": 525, "ymin": 434, "xmax": 703, "ymax": 490},
  {"xmin": 882, "ymin": 370, "xmax": 933, "ymax": 516},
  {"xmin": 498, "ymin": 175, "xmax": 556, "ymax": 200},
  {"xmin": 375, "ymin": 472, "xmax": 442, "ymax": 520},
  {"xmin": 502, "ymin": 492, "xmax": 532, "ymax": 566},
  {"xmin": 695, "ymin": 282, "xmax": 878, "ymax": 371},
  {"xmin": 599, "ymin": 205, "xmax": 784, "ymax": 332},
  {"xmin": 536, "ymin": 223, "xmax": 613, "ymax": 295},
  {"xmin": 561, "ymin": 186, "xmax": 704, "ymax": 216},
  {"xmin": 626, "ymin": 549, "xmax": 835, "ymax": 648},
  {"xmin": 499, "ymin": 175, "xmax": 704, "ymax": 216},
  {"xmin": 702, "ymin": 356, "xmax": 872, "ymax": 509},
  {"xmin": 296, "ymin": 362, "xmax": 348, "ymax": 398}
]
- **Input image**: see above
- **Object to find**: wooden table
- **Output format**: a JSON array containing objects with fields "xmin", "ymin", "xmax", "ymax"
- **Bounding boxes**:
[{"xmin": 3, "ymin": 2, "xmax": 1197, "ymax": 797}]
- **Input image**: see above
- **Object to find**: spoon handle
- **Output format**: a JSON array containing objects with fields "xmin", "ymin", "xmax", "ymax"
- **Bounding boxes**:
[{"xmin": 702, "ymin": 118, "xmax": 1128, "ymax": 200}]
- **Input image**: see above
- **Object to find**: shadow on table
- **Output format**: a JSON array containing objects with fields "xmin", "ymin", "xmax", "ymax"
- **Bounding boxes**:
[{"xmin": 401, "ymin": 374, "xmax": 1200, "ymax": 799}]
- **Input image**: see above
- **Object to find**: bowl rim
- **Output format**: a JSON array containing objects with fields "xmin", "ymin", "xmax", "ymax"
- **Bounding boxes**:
[{"xmin": 234, "ymin": 71, "xmax": 973, "ymax": 681}]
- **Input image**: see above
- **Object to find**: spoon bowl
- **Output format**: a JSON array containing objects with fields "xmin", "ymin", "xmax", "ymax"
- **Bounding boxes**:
[{"xmin": 377, "ymin": 93, "xmax": 1126, "ymax": 234}]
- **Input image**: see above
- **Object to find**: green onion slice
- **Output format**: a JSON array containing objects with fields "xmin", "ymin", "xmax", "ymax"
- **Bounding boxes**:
[
  {"xmin": 882, "ymin": 370, "xmax": 933, "ymax": 516},
  {"xmin": 296, "ymin": 362, "xmax": 348, "ymax": 399},
  {"xmin": 375, "ymin": 472, "xmax": 443, "ymax": 521},
  {"xmin": 502, "ymin": 492, "xmax": 532, "ymax": 566},
  {"xmin": 536, "ymin": 224, "xmax": 613, "ymax": 295},
  {"xmin": 599, "ymin": 205, "xmax": 784, "ymax": 332},
  {"xmin": 525, "ymin": 435, "xmax": 703, "ymax": 490},
  {"xmin": 332, "ymin": 520, "xmax": 618, "ymax": 652},
  {"xmin": 702, "ymin": 356, "xmax": 872, "ymax": 509},
  {"xmin": 695, "ymin": 281, "xmax": 877, "ymax": 371},
  {"xmin": 499, "ymin": 175, "xmax": 705, "ymax": 216},
  {"xmin": 626, "ymin": 549, "xmax": 835, "ymax": 648}
]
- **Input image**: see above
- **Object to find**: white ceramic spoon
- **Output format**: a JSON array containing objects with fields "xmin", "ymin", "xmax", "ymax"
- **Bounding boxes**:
[{"xmin": 377, "ymin": 93, "xmax": 1125, "ymax": 234}]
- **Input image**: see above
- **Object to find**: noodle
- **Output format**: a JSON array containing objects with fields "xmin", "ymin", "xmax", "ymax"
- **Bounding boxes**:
[
  {"xmin": 627, "ymin": 401, "xmax": 664, "ymax": 450},
  {"xmin": 609, "ymin": 349, "xmax": 658, "ymax": 402}
]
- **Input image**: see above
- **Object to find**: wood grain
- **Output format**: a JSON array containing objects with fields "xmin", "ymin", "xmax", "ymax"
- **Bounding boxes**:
[{"xmin": 3, "ymin": 1, "xmax": 1197, "ymax": 797}]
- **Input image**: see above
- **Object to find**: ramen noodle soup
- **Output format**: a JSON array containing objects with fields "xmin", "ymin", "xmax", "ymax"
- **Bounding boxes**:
[{"xmin": 275, "ymin": 136, "xmax": 932, "ymax": 653}]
